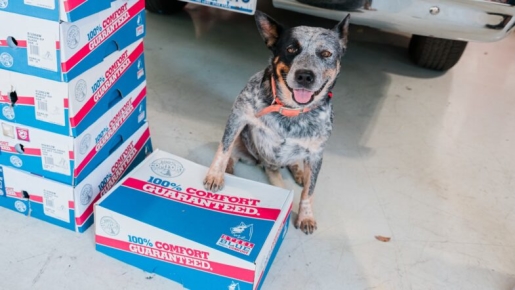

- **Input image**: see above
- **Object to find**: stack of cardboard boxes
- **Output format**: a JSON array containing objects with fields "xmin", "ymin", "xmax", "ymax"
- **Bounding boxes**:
[{"xmin": 0, "ymin": 0, "xmax": 152, "ymax": 232}]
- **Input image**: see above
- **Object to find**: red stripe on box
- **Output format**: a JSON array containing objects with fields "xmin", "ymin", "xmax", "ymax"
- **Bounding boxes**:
[
  {"xmin": 96, "ymin": 235, "xmax": 255, "ymax": 283},
  {"xmin": 63, "ymin": 0, "xmax": 88, "ymax": 12},
  {"xmin": 122, "ymin": 178, "xmax": 281, "ymax": 221}
]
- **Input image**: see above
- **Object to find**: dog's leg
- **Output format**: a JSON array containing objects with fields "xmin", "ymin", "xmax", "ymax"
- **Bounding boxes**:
[
  {"xmin": 264, "ymin": 167, "xmax": 286, "ymax": 189},
  {"xmin": 204, "ymin": 111, "xmax": 246, "ymax": 192},
  {"xmin": 288, "ymin": 160, "xmax": 304, "ymax": 186},
  {"xmin": 295, "ymin": 157, "xmax": 323, "ymax": 234},
  {"xmin": 226, "ymin": 134, "xmax": 258, "ymax": 175}
]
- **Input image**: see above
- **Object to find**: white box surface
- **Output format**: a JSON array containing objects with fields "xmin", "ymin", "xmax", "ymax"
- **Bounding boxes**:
[{"xmin": 95, "ymin": 150, "xmax": 293, "ymax": 290}]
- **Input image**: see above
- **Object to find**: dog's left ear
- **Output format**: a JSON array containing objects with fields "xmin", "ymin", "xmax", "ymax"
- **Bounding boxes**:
[
  {"xmin": 255, "ymin": 11, "xmax": 284, "ymax": 50},
  {"xmin": 333, "ymin": 14, "xmax": 350, "ymax": 53}
]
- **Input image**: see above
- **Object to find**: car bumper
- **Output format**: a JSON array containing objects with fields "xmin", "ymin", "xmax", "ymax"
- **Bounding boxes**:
[{"xmin": 273, "ymin": 0, "xmax": 515, "ymax": 42}]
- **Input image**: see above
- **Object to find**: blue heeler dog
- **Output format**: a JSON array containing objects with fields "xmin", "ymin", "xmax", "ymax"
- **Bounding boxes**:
[{"xmin": 204, "ymin": 11, "xmax": 350, "ymax": 234}]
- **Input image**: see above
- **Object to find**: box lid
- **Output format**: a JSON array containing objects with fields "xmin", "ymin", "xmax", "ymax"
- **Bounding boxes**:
[{"xmin": 98, "ymin": 149, "xmax": 293, "ymax": 264}]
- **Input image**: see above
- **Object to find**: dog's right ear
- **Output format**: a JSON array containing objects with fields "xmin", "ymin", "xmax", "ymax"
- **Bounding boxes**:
[{"xmin": 255, "ymin": 11, "xmax": 284, "ymax": 50}]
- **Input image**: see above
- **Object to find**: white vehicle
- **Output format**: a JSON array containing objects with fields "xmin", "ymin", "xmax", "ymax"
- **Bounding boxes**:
[{"xmin": 145, "ymin": 0, "xmax": 515, "ymax": 70}]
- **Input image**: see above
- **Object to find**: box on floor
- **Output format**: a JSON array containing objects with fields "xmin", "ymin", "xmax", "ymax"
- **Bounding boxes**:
[
  {"xmin": 0, "ymin": 81, "xmax": 147, "ymax": 185},
  {"xmin": 0, "ymin": 0, "xmax": 145, "ymax": 81},
  {"xmin": 0, "ymin": 123, "xmax": 153, "ymax": 232},
  {"xmin": 95, "ymin": 150, "xmax": 293, "ymax": 290},
  {"xmin": 0, "ymin": 39, "xmax": 145, "ymax": 136}
]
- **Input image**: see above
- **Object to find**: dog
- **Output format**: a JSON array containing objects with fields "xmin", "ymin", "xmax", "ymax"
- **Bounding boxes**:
[{"xmin": 204, "ymin": 11, "xmax": 350, "ymax": 234}]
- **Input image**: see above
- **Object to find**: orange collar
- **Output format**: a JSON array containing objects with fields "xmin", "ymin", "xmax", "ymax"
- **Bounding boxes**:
[{"xmin": 256, "ymin": 76, "xmax": 332, "ymax": 118}]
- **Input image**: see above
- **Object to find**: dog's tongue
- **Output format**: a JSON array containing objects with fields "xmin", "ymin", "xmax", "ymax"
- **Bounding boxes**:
[{"xmin": 293, "ymin": 89, "xmax": 313, "ymax": 104}]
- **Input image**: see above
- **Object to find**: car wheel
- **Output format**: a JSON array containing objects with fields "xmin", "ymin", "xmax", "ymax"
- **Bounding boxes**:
[
  {"xmin": 145, "ymin": 0, "xmax": 187, "ymax": 14},
  {"xmin": 409, "ymin": 35, "xmax": 468, "ymax": 71}
]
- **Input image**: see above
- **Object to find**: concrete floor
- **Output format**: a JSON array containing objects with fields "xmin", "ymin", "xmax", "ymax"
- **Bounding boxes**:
[{"xmin": 1, "ymin": 2, "xmax": 515, "ymax": 290}]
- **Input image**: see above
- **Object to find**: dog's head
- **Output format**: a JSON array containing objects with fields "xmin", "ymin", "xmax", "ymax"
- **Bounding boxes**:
[{"xmin": 255, "ymin": 12, "xmax": 350, "ymax": 107}]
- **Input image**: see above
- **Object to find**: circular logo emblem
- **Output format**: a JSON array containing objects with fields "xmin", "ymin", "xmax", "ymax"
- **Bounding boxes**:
[
  {"xmin": 74, "ymin": 79, "xmax": 87, "ymax": 102},
  {"xmin": 14, "ymin": 201, "xmax": 26, "ymax": 213},
  {"xmin": 150, "ymin": 158, "xmax": 184, "ymax": 178},
  {"xmin": 67, "ymin": 25, "xmax": 80, "ymax": 49},
  {"xmin": 79, "ymin": 134, "xmax": 91, "ymax": 155},
  {"xmin": 0, "ymin": 0, "xmax": 8, "ymax": 9},
  {"xmin": 100, "ymin": 216, "xmax": 120, "ymax": 236},
  {"xmin": 10, "ymin": 156, "xmax": 22, "ymax": 168},
  {"xmin": 80, "ymin": 184, "xmax": 93, "ymax": 205},
  {"xmin": 0, "ymin": 52, "xmax": 13, "ymax": 68},
  {"xmin": 2, "ymin": 105, "xmax": 14, "ymax": 120}
]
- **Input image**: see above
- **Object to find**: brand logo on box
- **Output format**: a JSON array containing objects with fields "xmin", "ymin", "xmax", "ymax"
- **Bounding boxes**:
[
  {"xmin": 80, "ymin": 184, "xmax": 93, "ymax": 205},
  {"xmin": 230, "ymin": 222, "xmax": 253, "ymax": 241},
  {"xmin": 216, "ymin": 234, "xmax": 255, "ymax": 256},
  {"xmin": 80, "ymin": 134, "xmax": 91, "ymax": 155},
  {"xmin": 228, "ymin": 282, "xmax": 240, "ymax": 290},
  {"xmin": 100, "ymin": 216, "xmax": 120, "ymax": 236},
  {"xmin": 0, "ymin": 0, "xmax": 8, "ymax": 9},
  {"xmin": 0, "ymin": 53, "xmax": 13, "ymax": 68},
  {"xmin": 15, "ymin": 200, "xmax": 26, "ymax": 213},
  {"xmin": 10, "ymin": 156, "xmax": 22, "ymax": 167},
  {"xmin": 67, "ymin": 26, "xmax": 80, "ymax": 49},
  {"xmin": 16, "ymin": 127, "xmax": 29, "ymax": 141},
  {"xmin": 2, "ymin": 105, "xmax": 14, "ymax": 120},
  {"xmin": 150, "ymin": 158, "xmax": 184, "ymax": 178},
  {"xmin": 75, "ymin": 79, "xmax": 88, "ymax": 102}
]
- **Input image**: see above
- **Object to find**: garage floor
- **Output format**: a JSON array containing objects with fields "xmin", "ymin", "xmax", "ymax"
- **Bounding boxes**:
[{"xmin": 1, "ymin": 2, "xmax": 515, "ymax": 290}]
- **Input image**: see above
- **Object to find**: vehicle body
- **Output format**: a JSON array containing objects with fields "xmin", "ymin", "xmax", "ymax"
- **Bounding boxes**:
[{"xmin": 145, "ymin": 0, "xmax": 515, "ymax": 70}]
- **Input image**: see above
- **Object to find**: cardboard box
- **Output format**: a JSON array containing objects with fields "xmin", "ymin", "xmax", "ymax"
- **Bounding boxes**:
[
  {"xmin": 95, "ymin": 150, "xmax": 293, "ymax": 290},
  {"xmin": 0, "ymin": 0, "xmax": 114, "ymax": 22},
  {"xmin": 0, "ymin": 40, "xmax": 146, "ymax": 136},
  {"xmin": 0, "ymin": 123, "xmax": 152, "ymax": 232},
  {"xmin": 0, "ymin": 81, "xmax": 147, "ymax": 185},
  {"xmin": 0, "ymin": 0, "xmax": 145, "ymax": 81}
]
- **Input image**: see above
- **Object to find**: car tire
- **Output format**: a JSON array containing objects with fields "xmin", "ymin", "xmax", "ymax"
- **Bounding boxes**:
[
  {"xmin": 145, "ymin": 0, "xmax": 187, "ymax": 14},
  {"xmin": 409, "ymin": 35, "xmax": 468, "ymax": 71}
]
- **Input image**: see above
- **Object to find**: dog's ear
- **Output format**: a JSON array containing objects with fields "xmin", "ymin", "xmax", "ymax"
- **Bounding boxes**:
[
  {"xmin": 255, "ymin": 11, "xmax": 284, "ymax": 50},
  {"xmin": 333, "ymin": 14, "xmax": 350, "ymax": 53}
]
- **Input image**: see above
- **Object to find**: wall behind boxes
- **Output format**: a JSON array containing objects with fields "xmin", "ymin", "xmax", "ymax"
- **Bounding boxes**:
[{"xmin": 0, "ymin": 0, "xmax": 153, "ymax": 232}]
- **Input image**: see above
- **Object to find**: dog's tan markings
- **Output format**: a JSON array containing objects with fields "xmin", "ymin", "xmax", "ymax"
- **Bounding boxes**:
[
  {"xmin": 275, "ymin": 61, "xmax": 290, "ymax": 75},
  {"xmin": 264, "ymin": 167, "xmax": 286, "ymax": 189},
  {"xmin": 273, "ymin": 56, "xmax": 280, "ymax": 65},
  {"xmin": 225, "ymin": 157, "xmax": 235, "ymax": 174},
  {"xmin": 296, "ymin": 161, "xmax": 317, "ymax": 234},
  {"xmin": 288, "ymin": 161, "xmax": 304, "ymax": 186}
]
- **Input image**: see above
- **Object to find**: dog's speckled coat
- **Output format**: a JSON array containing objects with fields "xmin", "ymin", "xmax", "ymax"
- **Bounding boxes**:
[{"xmin": 204, "ymin": 11, "xmax": 350, "ymax": 234}]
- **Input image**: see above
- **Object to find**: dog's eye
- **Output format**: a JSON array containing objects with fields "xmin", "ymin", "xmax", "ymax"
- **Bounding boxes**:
[
  {"xmin": 321, "ymin": 50, "xmax": 332, "ymax": 58},
  {"xmin": 286, "ymin": 46, "xmax": 298, "ymax": 54}
]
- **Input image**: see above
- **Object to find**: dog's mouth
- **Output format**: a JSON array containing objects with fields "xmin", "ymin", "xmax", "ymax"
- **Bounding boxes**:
[
  {"xmin": 293, "ymin": 89, "xmax": 313, "ymax": 104},
  {"xmin": 291, "ymin": 80, "xmax": 328, "ymax": 104}
]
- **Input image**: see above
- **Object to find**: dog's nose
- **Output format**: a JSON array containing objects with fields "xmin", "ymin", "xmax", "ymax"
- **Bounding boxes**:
[{"xmin": 295, "ymin": 70, "xmax": 315, "ymax": 87}]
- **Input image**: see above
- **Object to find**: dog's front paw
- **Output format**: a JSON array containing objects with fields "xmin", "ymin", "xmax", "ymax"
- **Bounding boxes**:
[
  {"xmin": 295, "ymin": 216, "xmax": 317, "ymax": 235},
  {"xmin": 203, "ymin": 171, "xmax": 225, "ymax": 192},
  {"xmin": 295, "ymin": 199, "xmax": 317, "ymax": 234}
]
